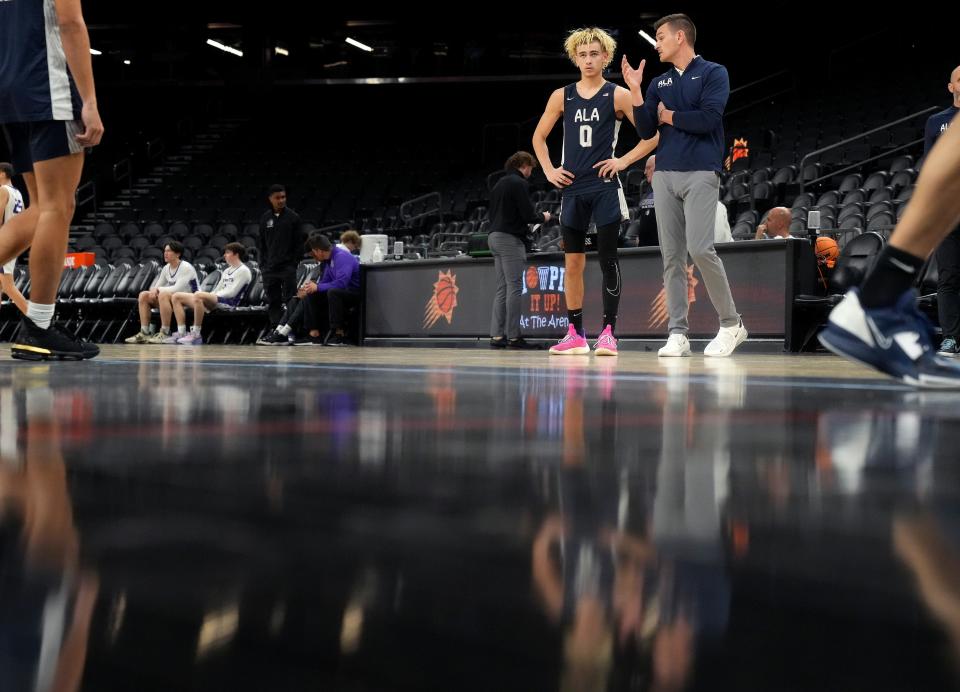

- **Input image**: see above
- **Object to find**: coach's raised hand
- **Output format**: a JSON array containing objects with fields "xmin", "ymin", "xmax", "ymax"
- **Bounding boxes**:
[{"xmin": 621, "ymin": 56, "xmax": 646, "ymax": 104}]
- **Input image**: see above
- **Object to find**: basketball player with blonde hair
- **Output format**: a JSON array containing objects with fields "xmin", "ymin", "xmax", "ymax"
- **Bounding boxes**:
[{"xmin": 533, "ymin": 28, "xmax": 659, "ymax": 356}]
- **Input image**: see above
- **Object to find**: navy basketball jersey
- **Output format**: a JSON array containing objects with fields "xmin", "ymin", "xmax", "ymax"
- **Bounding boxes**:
[
  {"xmin": 561, "ymin": 81, "xmax": 622, "ymax": 196},
  {"xmin": 0, "ymin": 0, "xmax": 83, "ymax": 124}
]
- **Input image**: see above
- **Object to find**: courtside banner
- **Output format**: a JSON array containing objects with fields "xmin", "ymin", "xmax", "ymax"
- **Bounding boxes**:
[
  {"xmin": 364, "ymin": 241, "xmax": 806, "ymax": 339},
  {"xmin": 64, "ymin": 252, "xmax": 95, "ymax": 268}
]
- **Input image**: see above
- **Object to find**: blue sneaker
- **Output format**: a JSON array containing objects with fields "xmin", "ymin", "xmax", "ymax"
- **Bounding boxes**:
[
  {"xmin": 938, "ymin": 337, "xmax": 959, "ymax": 357},
  {"xmin": 819, "ymin": 288, "xmax": 960, "ymax": 388}
]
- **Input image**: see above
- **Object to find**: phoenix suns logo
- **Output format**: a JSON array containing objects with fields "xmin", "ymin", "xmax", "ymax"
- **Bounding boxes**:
[
  {"xmin": 648, "ymin": 264, "xmax": 699, "ymax": 329},
  {"xmin": 423, "ymin": 270, "xmax": 459, "ymax": 329}
]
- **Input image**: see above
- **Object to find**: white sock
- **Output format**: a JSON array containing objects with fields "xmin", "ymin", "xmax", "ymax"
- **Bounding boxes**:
[
  {"xmin": 191, "ymin": 326, "xmax": 200, "ymax": 334},
  {"xmin": 26, "ymin": 302, "xmax": 55, "ymax": 330},
  {"xmin": 278, "ymin": 324, "xmax": 291, "ymax": 336},
  {"xmin": 161, "ymin": 326, "xmax": 170, "ymax": 335},
  {"xmin": 141, "ymin": 325, "xmax": 150, "ymax": 334},
  {"xmin": 25, "ymin": 387, "xmax": 55, "ymax": 419}
]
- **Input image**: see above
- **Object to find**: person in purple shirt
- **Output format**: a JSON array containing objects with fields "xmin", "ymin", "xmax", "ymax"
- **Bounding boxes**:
[{"xmin": 300, "ymin": 234, "xmax": 361, "ymax": 346}]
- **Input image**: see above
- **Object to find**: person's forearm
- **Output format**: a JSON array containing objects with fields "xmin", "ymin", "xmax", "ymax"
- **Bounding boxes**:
[
  {"xmin": 215, "ymin": 282, "xmax": 245, "ymax": 299},
  {"xmin": 318, "ymin": 270, "xmax": 350, "ymax": 292},
  {"xmin": 532, "ymin": 135, "xmax": 554, "ymax": 174},
  {"xmin": 619, "ymin": 137, "xmax": 658, "ymax": 168},
  {"xmin": 58, "ymin": 17, "xmax": 97, "ymax": 103},
  {"xmin": 634, "ymin": 103, "xmax": 658, "ymax": 139},
  {"xmin": 671, "ymin": 108, "xmax": 723, "ymax": 134}
]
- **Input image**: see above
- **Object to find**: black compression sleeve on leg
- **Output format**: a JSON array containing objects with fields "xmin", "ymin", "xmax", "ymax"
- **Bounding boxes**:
[{"xmin": 597, "ymin": 222, "xmax": 621, "ymax": 332}]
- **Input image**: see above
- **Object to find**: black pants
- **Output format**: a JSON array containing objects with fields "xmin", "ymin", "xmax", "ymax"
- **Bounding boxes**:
[
  {"xmin": 936, "ymin": 227, "xmax": 960, "ymax": 339},
  {"xmin": 282, "ymin": 296, "xmax": 306, "ymax": 333},
  {"xmin": 303, "ymin": 289, "xmax": 361, "ymax": 335},
  {"xmin": 263, "ymin": 267, "xmax": 298, "ymax": 328}
]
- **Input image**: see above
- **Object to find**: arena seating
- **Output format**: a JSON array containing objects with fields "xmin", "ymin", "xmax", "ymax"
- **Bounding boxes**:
[{"xmin": 0, "ymin": 69, "xmax": 948, "ymax": 344}]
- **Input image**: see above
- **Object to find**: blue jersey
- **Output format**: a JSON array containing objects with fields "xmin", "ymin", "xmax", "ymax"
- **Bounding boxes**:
[
  {"xmin": 0, "ymin": 0, "xmax": 83, "ymax": 123},
  {"xmin": 561, "ymin": 81, "xmax": 623, "ymax": 197}
]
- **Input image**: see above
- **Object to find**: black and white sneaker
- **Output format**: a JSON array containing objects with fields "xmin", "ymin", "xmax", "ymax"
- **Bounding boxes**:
[
  {"xmin": 293, "ymin": 336, "xmax": 324, "ymax": 346},
  {"xmin": 819, "ymin": 288, "xmax": 960, "ymax": 388},
  {"xmin": 257, "ymin": 331, "xmax": 290, "ymax": 345},
  {"xmin": 325, "ymin": 331, "xmax": 349, "ymax": 346},
  {"xmin": 11, "ymin": 319, "xmax": 100, "ymax": 361}
]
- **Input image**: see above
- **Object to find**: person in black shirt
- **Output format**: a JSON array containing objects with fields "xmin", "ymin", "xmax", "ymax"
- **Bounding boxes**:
[
  {"xmin": 820, "ymin": 111, "xmax": 960, "ymax": 386},
  {"xmin": 929, "ymin": 66, "xmax": 960, "ymax": 356},
  {"xmin": 488, "ymin": 151, "xmax": 551, "ymax": 350},
  {"xmin": 257, "ymin": 184, "xmax": 303, "ymax": 328}
]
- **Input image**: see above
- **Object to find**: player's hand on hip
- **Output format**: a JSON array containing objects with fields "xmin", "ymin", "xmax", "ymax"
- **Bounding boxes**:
[
  {"xmin": 546, "ymin": 167, "xmax": 574, "ymax": 188},
  {"xmin": 76, "ymin": 101, "xmax": 104, "ymax": 147},
  {"xmin": 621, "ymin": 56, "xmax": 646, "ymax": 92},
  {"xmin": 593, "ymin": 158, "xmax": 624, "ymax": 179}
]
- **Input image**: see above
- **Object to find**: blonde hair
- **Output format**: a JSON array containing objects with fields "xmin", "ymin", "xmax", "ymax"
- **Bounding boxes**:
[
  {"xmin": 340, "ymin": 230, "xmax": 361, "ymax": 247},
  {"xmin": 564, "ymin": 28, "xmax": 617, "ymax": 68}
]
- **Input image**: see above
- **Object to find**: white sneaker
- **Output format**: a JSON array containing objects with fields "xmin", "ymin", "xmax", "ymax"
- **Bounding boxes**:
[
  {"xmin": 704, "ymin": 320, "xmax": 748, "ymax": 357},
  {"xmin": 658, "ymin": 333, "xmax": 692, "ymax": 357},
  {"xmin": 124, "ymin": 331, "xmax": 149, "ymax": 344},
  {"xmin": 145, "ymin": 331, "xmax": 169, "ymax": 344}
]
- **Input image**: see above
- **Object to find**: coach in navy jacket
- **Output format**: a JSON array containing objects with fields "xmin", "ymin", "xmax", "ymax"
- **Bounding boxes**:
[
  {"xmin": 633, "ymin": 56, "xmax": 728, "ymax": 174},
  {"xmin": 622, "ymin": 14, "xmax": 747, "ymax": 358}
]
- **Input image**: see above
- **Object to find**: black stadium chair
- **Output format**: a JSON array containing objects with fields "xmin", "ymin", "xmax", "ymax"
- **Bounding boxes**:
[{"xmin": 792, "ymin": 231, "xmax": 886, "ymax": 351}]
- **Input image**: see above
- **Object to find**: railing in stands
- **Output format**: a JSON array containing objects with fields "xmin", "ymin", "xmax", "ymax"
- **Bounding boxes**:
[
  {"xmin": 113, "ymin": 158, "xmax": 132, "ymax": 189},
  {"xmin": 76, "ymin": 181, "xmax": 97, "ymax": 215},
  {"xmin": 725, "ymin": 70, "xmax": 796, "ymax": 118},
  {"xmin": 799, "ymin": 106, "xmax": 937, "ymax": 191},
  {"xmin": 146, "ymin": 138, "xmax": 165, "ymax": 162},
  {"xmin": 400, "ymin": 192, "xmax": 442, "ymax": 222},
  {"xmin": 177, "ymin": 118, "xmax": 194, "ymax": 140}
]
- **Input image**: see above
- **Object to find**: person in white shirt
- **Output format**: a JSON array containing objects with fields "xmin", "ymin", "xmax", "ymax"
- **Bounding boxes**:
[
  {"xmin": 0, "ymin": 162, "xmax": 27, "ymax": 314},
  {"xmin": 337, "ymin": 229, "xmax": 361, "ymax": 254},
  {"xmin": 642, "ymin": 156, "xmax": 734, "ymax": 244},
  {"xmin": 715, "ymin": 201, "xmax": 733, "ymax": 243},
  {"xmin": 125, "ymin": 240, "xmax": 199, "ymax": 344},
  {"xmin": 754, "ymin": 207, "xmax": 791, "ymax": 240},
  {"xmin": 171, "ymin": 242, "xmax": 252, "ymax": 345}
]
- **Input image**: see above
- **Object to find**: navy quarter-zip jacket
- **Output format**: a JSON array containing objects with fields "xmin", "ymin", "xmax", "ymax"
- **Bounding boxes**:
[{"xmin": 633, "ymin": 56, "xmax": 729, "ymax": 173}]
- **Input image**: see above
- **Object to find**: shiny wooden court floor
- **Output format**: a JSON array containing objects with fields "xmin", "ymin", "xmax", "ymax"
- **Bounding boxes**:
[
  {"xmin": 90, "ymin": 343, "xmax": 891, "ymax": 380},
  {"xmin": 1, "ymin": 343, "xmax": 957, "ymax": 691}
]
